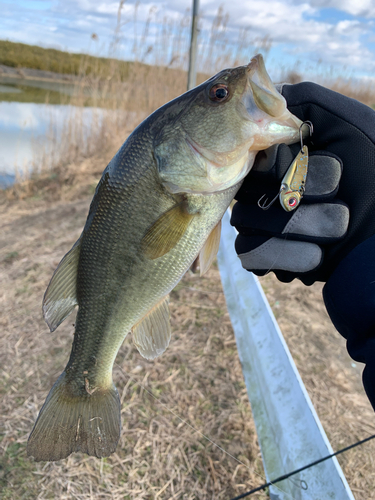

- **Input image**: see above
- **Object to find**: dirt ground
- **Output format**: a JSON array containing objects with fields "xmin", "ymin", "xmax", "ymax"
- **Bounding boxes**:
[{"xmin": 1, "ymin": 161, "xmax": 374, "ymax": 499}]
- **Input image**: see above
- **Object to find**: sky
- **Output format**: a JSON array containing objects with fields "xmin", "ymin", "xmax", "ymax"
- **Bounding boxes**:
[{"xmin": 1, "ymin": 0, "xmax": 375, "ymax": 81}]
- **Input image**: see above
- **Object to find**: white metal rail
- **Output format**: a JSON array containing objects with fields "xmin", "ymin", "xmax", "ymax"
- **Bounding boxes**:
[{"xmin": 217, "ymin": 210, "xmax": 354, "ymax": 500}]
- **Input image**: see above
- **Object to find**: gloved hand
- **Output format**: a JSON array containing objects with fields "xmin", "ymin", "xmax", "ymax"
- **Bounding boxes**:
[
  {"xmin": 232, "ymin": 82, "xmax": 375, "ymax": 285},
  {"xmin": 231, "ymin": 82, "xmax": 375, "ymax": 409},
  {"xmin": 231, "ymin": 141, "xmax": 349, "ymax": 285}
]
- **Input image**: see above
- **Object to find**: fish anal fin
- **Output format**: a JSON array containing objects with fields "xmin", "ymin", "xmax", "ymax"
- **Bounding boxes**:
[
  {"xmin": 43, "ymin": 237, "xmax": 81, "ymax": 332},
  {"xmin": 141, "ymin": 202, "xmax": 195, "ymax": 260},
  {"xmin": 199, "ymin": 220, "xmax": 222, "ymax": 276},
  {"xmin": 132, "ymin": 296, "xmax": 171, "ymax": 360}
]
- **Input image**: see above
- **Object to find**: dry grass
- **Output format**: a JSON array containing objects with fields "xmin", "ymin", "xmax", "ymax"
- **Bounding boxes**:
[
  {"xmin": 281, "ymin": 67, "xmax": 375, "ymax": 108},
  {"xmin": 325, "ymin": 78, "xmax": 375, "ymax": 108},
  {"xmin": 2, "ymin": 164, "xmax": 375, "ymax": 499},
  {"xmin": 0, "ymin": 185, "xmax": 269, "ymax": 499}
]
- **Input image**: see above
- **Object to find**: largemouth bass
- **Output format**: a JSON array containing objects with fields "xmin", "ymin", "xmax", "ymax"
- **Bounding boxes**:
[{"xmin": 27, "ymin": 55, "xmax": 302, "ymax": 461}]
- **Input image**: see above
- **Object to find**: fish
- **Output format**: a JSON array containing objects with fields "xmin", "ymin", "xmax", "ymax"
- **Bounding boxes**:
[{"xmin": 27, "ymin": 54, "xmax": 302, "ymax": 462}]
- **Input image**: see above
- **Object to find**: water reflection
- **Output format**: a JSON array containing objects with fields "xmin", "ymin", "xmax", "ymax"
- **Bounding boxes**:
[
  {"xmin": 0, "ymin": 84, "xmax": 22, "ymax": 94},
  {"xmin": 0, "ymin": 79, "xmax": 105, "ymax": 188},
  {"xmin": 0, "ymin": 76, "xmax": 76, "ymax": 104}
]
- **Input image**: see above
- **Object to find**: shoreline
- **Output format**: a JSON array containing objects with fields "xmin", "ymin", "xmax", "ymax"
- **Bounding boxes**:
[{"xmin": 0, "ymin": 64, "xmax": 78, "ymax": 85}]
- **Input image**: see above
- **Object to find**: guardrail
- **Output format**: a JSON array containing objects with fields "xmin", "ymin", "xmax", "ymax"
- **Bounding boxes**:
[{"xmin": 217, "ymin": 210, "xmax": 354, "ymax": 500}]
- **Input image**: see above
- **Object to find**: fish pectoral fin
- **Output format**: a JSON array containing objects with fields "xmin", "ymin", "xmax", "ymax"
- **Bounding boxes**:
[
  {"xmin": 132, "ymin": 296, "xmax": 171, "ymax": 360},
  {"xmin": 43, "ymin": 236, "xmax": 81, "ymax": 332},
  {"xmin": 199, "ymin": 220, "xmax": 222, "ymax": 276},
  {"xmin": 141, "ymin": 201, "xmax": 196, "ymax": 259}
]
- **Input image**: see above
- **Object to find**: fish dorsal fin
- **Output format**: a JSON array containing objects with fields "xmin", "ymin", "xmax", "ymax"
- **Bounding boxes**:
[
  {"xmin": 132, "ymin": 296, "xmax": 171, "ymax": 360},
  {"xmin": 43, "ymin": 237, "xmax": 81, "ymax": 332},
  {"xmin": 199, "ymin": 220, "xmax": 221, "ymax": 276},
  {"xmin": 141, "ymin": 201, "xmax": 195, "ymax": 260}
]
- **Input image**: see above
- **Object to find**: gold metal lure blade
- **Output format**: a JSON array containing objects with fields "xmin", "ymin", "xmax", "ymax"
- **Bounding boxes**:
[{"xmin": 279, "ymin": 145, "xmax": 308, "ymax": 212}]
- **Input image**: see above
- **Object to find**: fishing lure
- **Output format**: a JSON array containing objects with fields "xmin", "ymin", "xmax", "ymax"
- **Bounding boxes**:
[{"xmin": 258, "ymin": 121, "xmax": 313, "ymax": 212}]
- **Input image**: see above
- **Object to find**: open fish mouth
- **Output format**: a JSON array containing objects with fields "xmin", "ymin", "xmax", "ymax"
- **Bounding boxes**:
[
  {"xmin": 240, "ymin": 54, "xmax": 303, "ymax": 147},
  {"xmin": 246, "ymin": 54, "xmax": 287, "ymax": 119}
]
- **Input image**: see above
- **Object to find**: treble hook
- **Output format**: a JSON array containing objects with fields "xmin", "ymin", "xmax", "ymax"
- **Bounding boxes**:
[
  {"xmin": 299, "ymin": 120, "xmax": 313, "ymax": 150},
  {"xmin": 257, "ymin": 183, "xmax": 287, "ymax": 210}
]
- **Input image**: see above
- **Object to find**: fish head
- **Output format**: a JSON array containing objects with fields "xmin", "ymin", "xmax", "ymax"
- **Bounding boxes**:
[{"xmin": 154, "ymin": 54, "xmax": 303, "ymax": 195}]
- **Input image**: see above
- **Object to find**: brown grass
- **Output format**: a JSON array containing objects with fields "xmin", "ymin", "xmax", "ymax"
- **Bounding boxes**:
[
  {"xmin": 0, "ymin": 186, "xmax": 269, "ymax": 499},
  {"xmin": 2, "ymin": 156, "xmax": 375, "ymax": 498},
  {"xmin": 281, "ymin": 67, "xmax": 375, "ymax": 108},
  {"xmin": 325, "ymin": 78, "xmax": 375, "ymax": 108}
]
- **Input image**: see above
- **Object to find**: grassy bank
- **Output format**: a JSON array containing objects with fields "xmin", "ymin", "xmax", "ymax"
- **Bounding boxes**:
[{"xmin": 0, "ymin": 40, "xmax": 134, "ymax": 79}]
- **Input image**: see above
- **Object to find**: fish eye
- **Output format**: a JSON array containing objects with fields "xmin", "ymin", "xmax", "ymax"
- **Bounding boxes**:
[{"xmin": 209, "ymin": 84, "xmax": 229, "ymax": 102}]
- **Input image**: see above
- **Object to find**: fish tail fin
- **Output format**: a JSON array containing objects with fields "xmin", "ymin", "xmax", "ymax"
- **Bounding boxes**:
[{"xmin": 27, "ymin": 372, "xmax": 121, "ymax": 461}]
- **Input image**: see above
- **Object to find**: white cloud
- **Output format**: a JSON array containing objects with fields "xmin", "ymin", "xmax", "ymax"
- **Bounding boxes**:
[
  {"xmin": 199, "ymin": 0, "xmax": 375, "ymax": 72},
  {"xmin": 309, "ymin": 0, "xmax": 375, "ymax": 18},
  {"xmin": 334, "ymin": 19, "xmax": 366, "ymax": 35}
]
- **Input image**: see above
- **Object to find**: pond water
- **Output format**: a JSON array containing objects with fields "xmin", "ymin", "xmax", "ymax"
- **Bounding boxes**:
[{"xmin": 0, "ymin": 77, "xmax": 104, "ymax": 188}]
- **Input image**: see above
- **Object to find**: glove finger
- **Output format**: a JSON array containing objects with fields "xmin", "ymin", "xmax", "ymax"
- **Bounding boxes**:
[
  {"xmin": 232, "ymin": 201, "xmax": 349, "ymax": 243},
  {"xmin": 303, "ymin": 153, "xmax": 342, "ymax": 201},
  {"xmin": 235, "ymin": 236, "xmax": 323, "ymax": 274},
  {"xmin": 281, "ymin": 202, "xmax": 349, "ymax": 242}
]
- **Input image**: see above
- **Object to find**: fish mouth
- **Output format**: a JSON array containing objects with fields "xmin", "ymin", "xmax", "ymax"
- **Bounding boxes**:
[
  {"xmin": 239, "ymin": 54, "xmax": 303, "ymax": 146},
  {"xmin": 245, "ymin": 54, "xmax": 287, "ymax": 118}
]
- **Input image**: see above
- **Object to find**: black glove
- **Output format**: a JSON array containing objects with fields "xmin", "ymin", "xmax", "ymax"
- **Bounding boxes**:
[
  {"xmin": 231, "ymin": 82, "xmax": 375, "ymax": 409},
  {"xmin": 232, "ymin": 143, "xmax": 349, "ymax": 285},
  {"xmin": 232, "ymin": 82, "xmax": 375, "ymax": 284}
]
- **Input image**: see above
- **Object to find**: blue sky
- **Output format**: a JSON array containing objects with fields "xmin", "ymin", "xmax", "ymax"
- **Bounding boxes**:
[{"xmin": 1, "ymin": 0, "xmax": 375, "ymax": 81}]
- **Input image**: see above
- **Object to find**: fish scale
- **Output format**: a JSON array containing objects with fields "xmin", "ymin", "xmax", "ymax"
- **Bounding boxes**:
[
  {"xmin": 70, "ymin": 127, "xmax": 236, "ymax": 386},
  {"xmin": 27, "ymin": 54, "xmax": 303, "ymax": 461}
]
